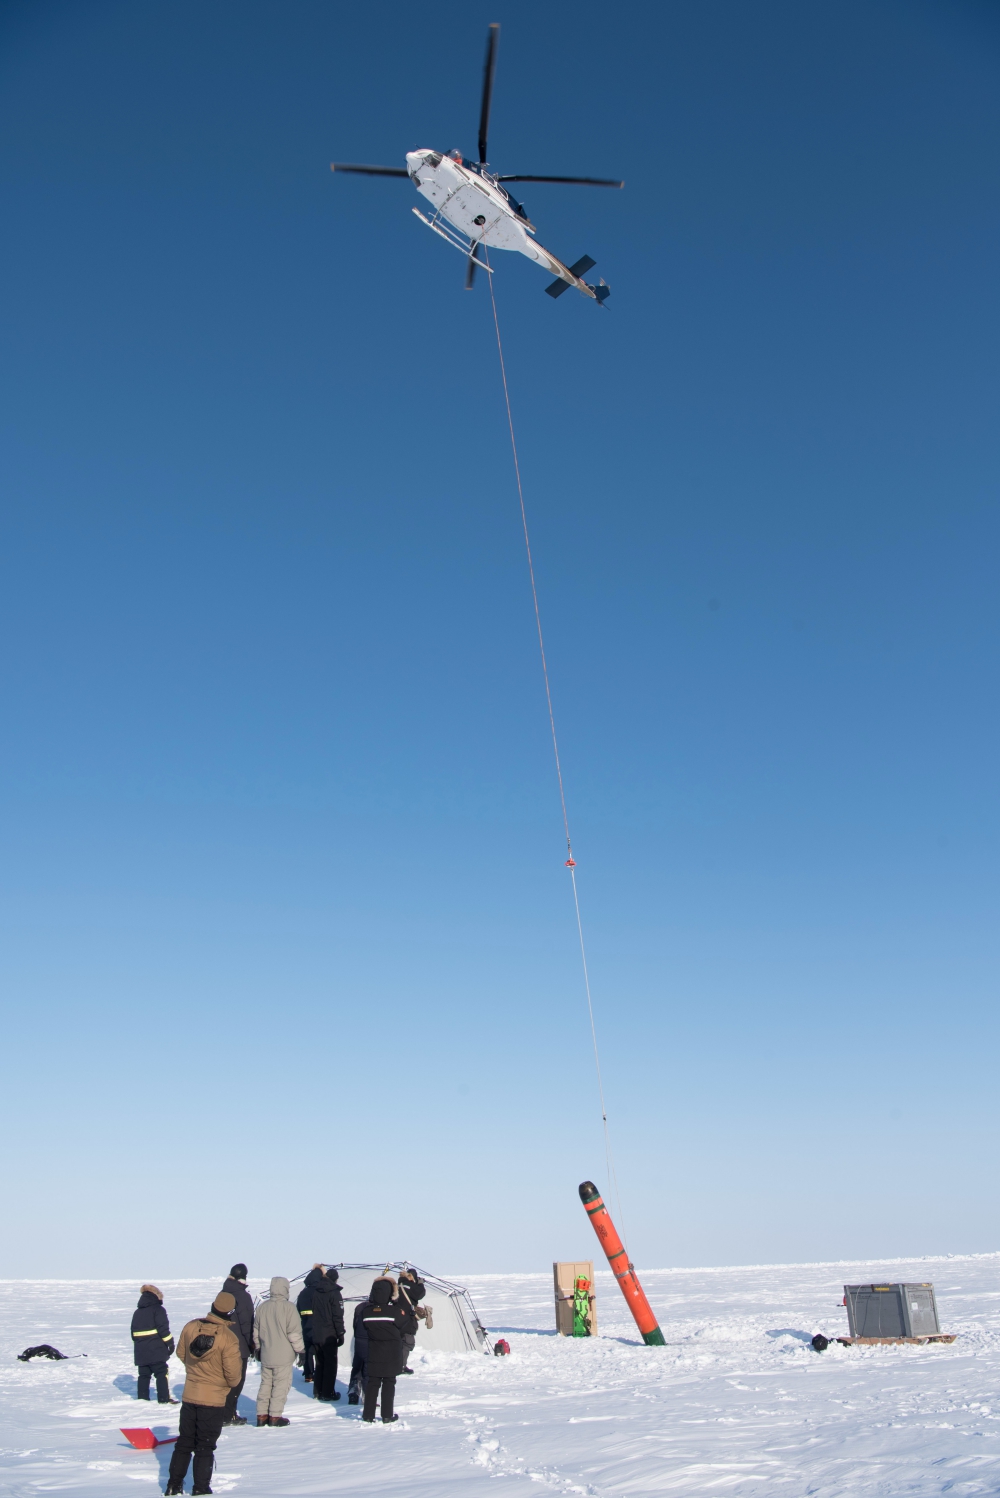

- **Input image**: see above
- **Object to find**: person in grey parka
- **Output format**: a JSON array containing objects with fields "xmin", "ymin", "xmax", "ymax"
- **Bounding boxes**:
[{"xmin": 253, "ymin": 1277, "xmax": 304, "ymax": 1426}]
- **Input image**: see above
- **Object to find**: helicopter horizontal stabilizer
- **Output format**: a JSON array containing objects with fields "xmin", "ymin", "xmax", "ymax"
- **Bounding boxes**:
[
  {"xmin": 545, "ymin": 254, "xmax": 600, "ymax": 300},
  {"xmin": 567, "ymin": 254, "xmax": 597, "ymax": 278}
]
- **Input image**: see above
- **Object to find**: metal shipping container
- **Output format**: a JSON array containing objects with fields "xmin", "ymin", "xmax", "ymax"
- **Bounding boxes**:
[{"xmin": 844, "ymin": 1282, "xmax": 940, "ymax": 1339}]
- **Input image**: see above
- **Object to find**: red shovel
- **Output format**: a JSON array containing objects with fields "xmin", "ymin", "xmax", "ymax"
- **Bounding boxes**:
[{"xmin": 121, "ymin": 1428, "xmax": 179, "ymax": 1450}]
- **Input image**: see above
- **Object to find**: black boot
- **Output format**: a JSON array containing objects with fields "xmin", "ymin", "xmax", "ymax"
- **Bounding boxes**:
[{"xmin": 163, "ymin": 1484, "xmax": 183, "ymax": 1497}]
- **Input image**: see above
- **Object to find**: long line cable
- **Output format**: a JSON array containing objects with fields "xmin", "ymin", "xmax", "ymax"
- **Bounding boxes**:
[{"xmin": 484, "ymin": 252, "xmax": 629, "ymax": 1249}]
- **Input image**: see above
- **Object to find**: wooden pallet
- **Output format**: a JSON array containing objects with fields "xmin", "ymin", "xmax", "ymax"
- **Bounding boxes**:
[{"xmin": 835, "ymin": 1334, "xmax": 956, "ymax": 1346}]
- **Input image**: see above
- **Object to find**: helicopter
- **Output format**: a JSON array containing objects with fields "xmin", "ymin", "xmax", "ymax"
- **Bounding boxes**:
[{"xmin": 330, "ymin": 24, "xmax": 623, "ymax": 303}]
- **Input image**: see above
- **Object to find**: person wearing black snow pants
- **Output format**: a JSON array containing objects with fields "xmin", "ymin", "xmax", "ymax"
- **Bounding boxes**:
[
  {"xmin": 305, "ymin": 1264, "xmax": 345, "ymax": 1402},
  {"xmin": 348, "ymin": 1298, "xmax": 369, "ymax": 1403},
  {"xmin": 137, "ymin": 1358, "xmax": 171, "ymax": 1403},
  {"xmin": 130, "ymin": 1284, "xmax": 175, "ymax": 1403},
  {"xmin": 362, "ymin": 1278, "xmax": 407, "ymax": 1424},
  {"xmin": 166, "ymin": 1292, "xmax": 242, "ymax": 1496},
  {"xmin": 173, "ymin": 1404, "xmax": 225, "ymax": 1494},
  {"xmin": 220, "ymin": 1264, "xmax": 255, "ymax": 1425}
]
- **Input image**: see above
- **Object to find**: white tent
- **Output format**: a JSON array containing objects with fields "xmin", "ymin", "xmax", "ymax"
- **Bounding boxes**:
[{"xmin": 296, "ymin": 1263, "xmax": 490, "ymax": 1355}]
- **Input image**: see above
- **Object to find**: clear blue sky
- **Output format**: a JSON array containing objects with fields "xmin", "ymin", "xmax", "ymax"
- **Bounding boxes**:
[{"xmin": 2, "ymin": 0, "xmax": 1000, "ymax": 1278}]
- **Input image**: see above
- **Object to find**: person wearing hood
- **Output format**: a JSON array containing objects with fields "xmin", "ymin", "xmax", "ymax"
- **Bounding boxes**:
[
  {"xmin": 253, "ymin": 1276, "xmax": 304, "ymax": 1427},
  {"xmin": 220, "ymin": 1263, "xmax": 254, "ymax": 1427},
  {"xmin": 164, "ymin": 1291, "xmax": 243, "ymax": 1497},
  {"xmin": 304, "ymin": 1264, "xmax": 345, "ymax": 1402},
  {"xmin": 130, "ymin": 1284, "xmax": 177, "ymax": 1404},
  {"xmin": 361, "ymin": 1277, "xmax": 408, "ymax": 1424}
]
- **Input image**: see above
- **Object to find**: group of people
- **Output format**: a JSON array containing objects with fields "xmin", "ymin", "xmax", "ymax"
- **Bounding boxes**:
[{"xmin": 129, "ymin": 1262, "xmax": 427, "ymax": 1496}]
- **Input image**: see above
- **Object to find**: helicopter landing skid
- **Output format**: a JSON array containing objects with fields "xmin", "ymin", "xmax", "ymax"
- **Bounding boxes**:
[{"xmin": 412, "ymin": 209, "xmax": 493, "ymax": 270}]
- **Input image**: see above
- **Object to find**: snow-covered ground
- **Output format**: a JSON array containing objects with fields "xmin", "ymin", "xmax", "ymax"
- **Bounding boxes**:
[{"xmin": 2, "ymin": 1253, "xmax": 999, "ymax": 1496}]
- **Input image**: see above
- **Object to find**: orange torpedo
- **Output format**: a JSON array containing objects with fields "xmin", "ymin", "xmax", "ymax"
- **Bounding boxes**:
[{"xmin": 578, "ymin": 1181, "xmax": 666, "ymax": 1346}]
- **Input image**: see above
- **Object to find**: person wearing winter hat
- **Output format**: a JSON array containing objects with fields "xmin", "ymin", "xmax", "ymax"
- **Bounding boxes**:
[
  {"xmin": 220, "ymin": 1264, "xmax": 254, "ymax": 1426},
  {"xmin": 164, "ymin": 1292, "xmax": 243, "ymax": 1497},
  {"xmin": 130, "ymin": 1284, "xmax": 177, "ymax": 1404},
  {"xmin": 361, "ymin": 1277, "xmax": 409, "ymax": 1424},
  {"xmin": 253, "ymin": 1277, "xmax": 304, "ymax": 1427},
  {"xmin": 304, "ymin": 1264, "xmax": 345, "ymax": 1402}
]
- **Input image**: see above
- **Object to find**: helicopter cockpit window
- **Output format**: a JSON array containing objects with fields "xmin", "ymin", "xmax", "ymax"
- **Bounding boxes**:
[{"xmin": 425, "ymin": 152, "xmax": 442, "ymax": 167}]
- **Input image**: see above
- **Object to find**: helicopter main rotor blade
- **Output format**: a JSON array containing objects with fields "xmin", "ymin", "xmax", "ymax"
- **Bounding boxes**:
[
  {"xmin": 478, "ymin": 24, "xmax": 500, "ymax": 164},
  {"xmin": 330, "ymin": 163, "xmax": 409, "ymax": 177},
  {"xmin": 498, "ymin": 174, "xmax": 624, "ymax": 187}
]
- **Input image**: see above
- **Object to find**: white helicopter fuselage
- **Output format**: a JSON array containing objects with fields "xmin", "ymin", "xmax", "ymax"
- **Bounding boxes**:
[{"xmin": 405, "ymin": 148, "xmax": 594, "ymax": 295}]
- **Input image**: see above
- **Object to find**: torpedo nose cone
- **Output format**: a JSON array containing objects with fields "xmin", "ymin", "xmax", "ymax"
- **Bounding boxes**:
[{"xmin": 579, "ymin": 1181, "xmax": 601, "ymax": 1204}]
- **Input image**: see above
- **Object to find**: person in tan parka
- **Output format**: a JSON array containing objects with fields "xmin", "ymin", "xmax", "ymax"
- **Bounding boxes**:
[
  {"xmin": 253, "ymin": 1276, "xmax": 305, "ymax": 1426},
  {"xmin": 164, "ymin": 1291, "xmax": 243, "ymax": 1496}
]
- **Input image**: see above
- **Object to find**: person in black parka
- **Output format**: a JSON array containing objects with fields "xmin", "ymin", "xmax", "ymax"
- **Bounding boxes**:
[
  {"xmin": 361, "ymin": 1278, "xmax": 408, "ymax": 1424},
  {"xmin": 306, "ymin": 1265, "xmax": 345, "ymax": 1402},
  {"xmin": 397, "ymin": 1270, "xmax": 425, "ymax": 1374},
  {"xmin": 220, "ymin": 1264, "xmax": 255, "ymax": 1426},
  {"xmin": 130, "ymin": 1284, "xmax": 176, "ymax": 1404},
  {"xmin": 348, "ymin": 1298, "xmax": 369, "ymax": 1404},
  {"xmin": 296, "ymin": 1274, "xmax": 316, "ymax": 1384}
]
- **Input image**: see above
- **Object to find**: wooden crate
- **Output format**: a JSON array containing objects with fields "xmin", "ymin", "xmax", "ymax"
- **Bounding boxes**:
[{"xmin": 553, "ymin": 1261, "xmax": 597, "ymax": 1337}]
